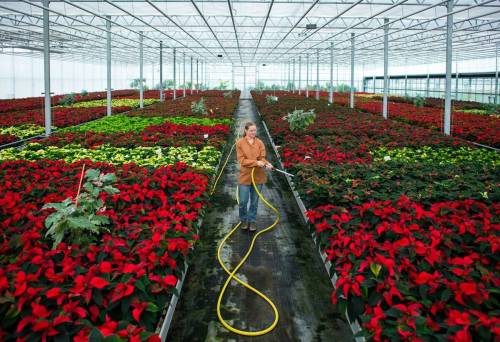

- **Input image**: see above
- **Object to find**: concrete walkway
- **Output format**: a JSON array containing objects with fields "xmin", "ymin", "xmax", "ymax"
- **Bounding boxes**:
[{"xmin": 168, "ymin": 98, "xmax": 354, "ymax": 341}]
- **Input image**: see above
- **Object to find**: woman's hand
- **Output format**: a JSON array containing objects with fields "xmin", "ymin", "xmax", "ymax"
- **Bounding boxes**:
[
  {"xmin": 256, "ymin": 160, "xmax": 266, "ymax": 168},
  {"xmin": 265, "ymin": 163, "xmax": 274, "ymax": 170}
]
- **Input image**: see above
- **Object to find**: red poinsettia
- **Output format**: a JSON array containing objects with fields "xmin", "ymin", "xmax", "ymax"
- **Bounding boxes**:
[{"xmin": 0, "ymin": 159, "xmax": 210, "ymax": 340}]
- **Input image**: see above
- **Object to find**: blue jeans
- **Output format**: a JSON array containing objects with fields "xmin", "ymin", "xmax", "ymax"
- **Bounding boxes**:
[{"xmin": 238, "ymin": 183, "xmax": 263, "ymax": 223}]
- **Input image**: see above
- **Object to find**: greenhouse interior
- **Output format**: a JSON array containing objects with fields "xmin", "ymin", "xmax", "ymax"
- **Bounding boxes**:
[{"xmin": 0, "ymin": 0, "xmax": 499, "ymax": 341}]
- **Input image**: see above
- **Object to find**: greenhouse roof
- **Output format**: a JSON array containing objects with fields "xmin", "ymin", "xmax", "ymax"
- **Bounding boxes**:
[{"xmin": 1, "ymin": 0, "xmax": 499, "ymax": 66}]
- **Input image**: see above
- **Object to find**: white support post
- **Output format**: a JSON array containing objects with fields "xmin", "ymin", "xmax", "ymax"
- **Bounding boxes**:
[
  {"xmin": 495, "ymin": 46, "xmax": 499, "ymax": 104},
  {"xmin": 372, "ymin": 75, "xmax": 376, "ymax": 93},
  {"xmin": 444, "ymin": 0, "xmax": 453, "ymax": 136},
  {"xmin": 173, "ymin": 48, "xmax": 177, "ymax": 100},
  {"xmin": 190, "ymin": 56, "xmax": 193, "ymax": 95},
  {"xmin": 205, "ymin": 62, "xmax": 208, "ymax": 89},
  {"xmin": 183, "ymin": 52, "xmax": 186, "ymax": 97},
  {"xmin": 298, "ymin": 56, "xmax": 302, "ymax": 95},
  {"xmin": 292, "ymin": 58, "xmax": 295, "ymax": 93},
  {"xmin": 139, "ymin": 32, "xmax": 144, "ymax": 108},
  {"xmin": 316, "ymin": 49, "xmax": 320, "ymax": 100},
  {"xmin": 306, "ymin": 55, "xmax": 309, "ymax": 97},
  {"xmin": 243, "ymin": 66, "xmax": 247, "ymax": 93},
  {"xmin": 43, "ymin": 0, "xmax": 51, "ymax": 136},
  {"xmin": 455, "ymin": 61, "xmax": 459, "ymax": 101},
  {"xmin": 350, "ymin": 33, "xmax": 355, "ymax": 108},
  {"xmin": 404, "ymin": 58, "xmax": 408, "ymax": 96},
  {"xmin": 256, "ymin": 66, "xmax": 259, "ymax": 90},
  {"xmin": 106, "ymin": 16, "xmax": 112, "ymax": 116},
  {"xmin": 232, "ymin": 64, "xmax": 235, "ymax": 90},
  {"xmin": 426, "ymin": 73, "xmax": 430, "ymax": 98},
  {"xmin": 196, "ymin": 59, "xmax": 199, "ymax": 93},
  {"xmin": 329, "ymin": 42, "xmax": 334, "ymax": 103},
  {"xmin": 160, "ymin": 41, "xmax": 164, "ymax": 101},
  {"xmin": 283, "ymin": 63, "xmax": 286, "ymax": 89},
  {"xmin": 383, "ymin": 18, "xmax": 389, "ymax": 119},
  {"xmin": 289, "ymin": 60, "xmax": 292, "ymax": 91}
]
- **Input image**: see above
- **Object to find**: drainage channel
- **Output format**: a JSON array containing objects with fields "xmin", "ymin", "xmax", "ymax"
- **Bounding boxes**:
[{"xmin": 168, "ymin": 97, "xmax": 354, "ymax": 341}]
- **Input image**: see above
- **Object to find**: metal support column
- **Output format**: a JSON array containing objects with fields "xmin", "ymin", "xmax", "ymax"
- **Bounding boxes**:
[
  {"xmin": 292, "ymin": 58, "xmax": 295, "ymax": 93},
  {"xmin": 444, "ymin": 0, "xmax": 453, "ymax": 135},
  {"xmin": 183, "ymin": 52, "xmax": 186, "ymax": 97},
  {"xmin": 426, "ymin": 73, "xmax": 430, "ymax": 98},
  {"xmin": 139, "ymin": 32, "xmax": 144, "ymax": 108},
  {"xmin": 173, "ymin": 48, "xmax": 177, "ymax": 100},
  {"xmin": 329, "ymin": 42, "xmax": 333, "ymax": 103},
  {"xmin": 190, "ymin": 56, "xmax": 193, "ymax": 95},
  {"xmin": 350, "ymin": 33, "xmax": 355, "ymax": 108},
  {"xmin": 372, "ymin": 75, "xmax": 376, "ymax": 93},
  {"xmin": 204, "ymin": 61, "xmax": 207, "ymax": 90},
  {"xmin": 256, "ymin": 66, "xmax": 259, "ymax": 90},
  {"xmin": 232, "ymin": 64, "xmax": 235, "ymax": 90},
  {"xmin": 383, "ymin": 18, "xmax": 389, "ymax": 119},
  {"xmin": 298, "ymin": 56, "xmax": 302, "ymax": 95},
  {"xmin": 243, "ymin": 66, "xmax": 247, "ymax": 93},
  {"xmin": 306, "ymin": 55, "xmax": 309, "ymax": 97},
  {"xmin": 316, "ymin": 49, "xmax": 320, "ymax": 100},
  {"xmin": 196, "ymin": 59, "xmax": 199, "ymax": 93},
  {"xmin": 160, "ymin": 41, "xmax": 164, "ymax": 101},
  {"xmin": 455, "ymin": 61, "xmax": 459, "ymax": 101},
  {"xmin": 404, "ymin": 58, "xmax": 408, "ymax": 96},
  {"xmin": 106, "ymin": 16, "xmax": 112, "ymax": 116},
  {"xmin": 495, "ymin": 46, "xmax": 499, "ymax": 104},
  {"xmin": 43, "ymin": 0, "xmax": 51, "ymax": 136},
  {"xmin": 286, "ymin": 61, "xmax": 292, "ymax": 92}
]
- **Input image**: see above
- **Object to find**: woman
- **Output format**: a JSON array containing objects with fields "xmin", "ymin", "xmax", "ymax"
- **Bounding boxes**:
[{"xmin": 236, "ymin": 122, "xmax": 273, "ymax": 232}]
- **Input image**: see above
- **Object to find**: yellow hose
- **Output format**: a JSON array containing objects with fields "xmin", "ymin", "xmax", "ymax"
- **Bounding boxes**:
[{"xmin": 216, "ymin": 167, "xmax": 280, "ymax": 336}]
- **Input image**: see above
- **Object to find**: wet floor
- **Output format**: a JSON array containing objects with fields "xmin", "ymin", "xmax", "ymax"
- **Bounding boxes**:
[{"xmin": 168, "ymin": 97, "xmax": 354, "ymax": 342}]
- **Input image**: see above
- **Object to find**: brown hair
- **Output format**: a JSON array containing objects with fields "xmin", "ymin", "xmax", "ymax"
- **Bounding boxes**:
[{"xmin": 243, "ymin": 122, "xmax": 256, "ymax": 137}]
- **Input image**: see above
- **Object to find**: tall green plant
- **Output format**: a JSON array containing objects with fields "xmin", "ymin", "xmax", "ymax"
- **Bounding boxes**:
[
  {"xmin": 43, "ymin": 168, "xmax": 120, "ymax": 249},
  {"xmin": 58, "ymin": 93, "xmax": 76, "ymax": 106},
  {"xmin": 335, "ymin": 84, "xmax": 354, "ymax": 93},
  {"xmin": 266, "ymin": 95, "xmax": 278, "ymax": 104},
  {"xmin": 191, "ymin": 97, "xmax": 208, "ymax": 115},
  {"xmin": 413, "ymin": 95, "xmax": 425, "ymax": 108},
  {"xmin": 282, "ymin": 108, "xmax": 316, "ymax": 131},
  {"xmin": 130, "ymin": 78, "xmax": 149, "ymax": 90}
]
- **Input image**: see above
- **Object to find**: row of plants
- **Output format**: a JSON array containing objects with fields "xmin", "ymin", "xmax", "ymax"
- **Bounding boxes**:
[
  {"xmin": 114, "ymin": 89, "xmax": 185, "ymax": 100},
  {"xmin": 0, "ymin": 160, "xmax": 207, "ymax": 341},
  {"xmin": 0, "ymin": 124, "xmax": 46, "ymax": 139},
  {"xmin": 370, "ymin": 94, "xmax": 499, "ymax": 113},
  {"xmin": 65, "ymin": 99, "xmax": 159, "ymax": 109},
  {"xmin": 61, "ymin": 115, "xmax": 232, "ymax": 134},
  {"xmin": 0, "ymin": 143, "xmax": 221, "ymax": 170},
  {"xmin": 252, "ymin": 91, "xmax": 499, "ymax": 341},
  {"xmin": 0, "ymin": 91, "xmax": 238, "ymax": 339},
  {"xmin": 0, "ymin": 107, "xmax": 131, "ymax": 137},
  {"xmin": 327, "ymin": 92, "xmax": 500, "ymax": 148},
  {"xmin": 126, "ymin": 93, "xmax": 239, "ymax": 120},
  {"xmin": 0, "ymin": 89, "xmax": 191, "ymax": 145},
  {"xmin": 0, "ymin": 89, "xmax": 137, "ymax": 113},
  {"xmin": 39, "ymin": 121, "xmax": 231, "ymax": 149}
]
